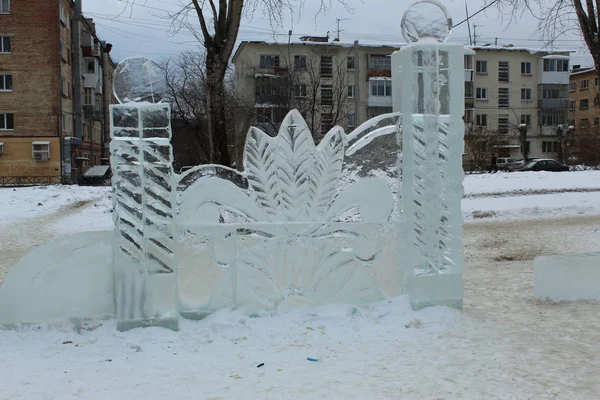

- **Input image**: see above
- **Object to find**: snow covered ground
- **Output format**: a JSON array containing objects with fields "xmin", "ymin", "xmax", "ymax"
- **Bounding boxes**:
[{"xmin": 1, "ymin": 171, "xmax": 600, "ymax": 399}]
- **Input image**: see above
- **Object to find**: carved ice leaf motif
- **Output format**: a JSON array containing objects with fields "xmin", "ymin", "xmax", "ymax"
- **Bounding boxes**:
[{"xmin": 309, "ymin": 127, "xmax": 346, "ymax": 219}]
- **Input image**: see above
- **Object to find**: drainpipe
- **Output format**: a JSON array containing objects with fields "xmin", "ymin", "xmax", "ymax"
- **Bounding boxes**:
[
  {"xmin": 72, "ymin": 0, "xmax": 83, "ymax": 142},
  {"xmin": 58, "ymin": 1, "xmax": 64, "ymax": 183}
]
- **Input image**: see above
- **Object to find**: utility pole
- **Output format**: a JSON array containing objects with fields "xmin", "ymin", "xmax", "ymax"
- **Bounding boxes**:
[
  {"xmin": 472, "ymin": 25, "xmax": 484, "ymax": 46},
  {"xmin": 334, "ymin": 18, "xmax": 348, "ymax": 42}
]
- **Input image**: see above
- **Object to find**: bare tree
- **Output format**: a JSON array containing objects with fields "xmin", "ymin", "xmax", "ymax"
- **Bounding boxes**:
[
  {"xmin": 121, "ymin": 0, "xmax": 350, "ymax": 167},
  {"xmin": 464, "ymin": 125, "xmax": 506, "ymax": 172},
  {"xmin": 161, "ymin": 51, "xmax": 253, "ymax": 169}
]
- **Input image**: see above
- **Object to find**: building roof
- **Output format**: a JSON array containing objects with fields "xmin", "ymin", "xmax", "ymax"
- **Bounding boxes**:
[
  {"xmin": 467, "ymin": 45, "xmax": 572, "ymax": 55},
  {"xmin": 232, "ymin": 40, "xmax": 402, "ymax": 63},
  {"xmin": 570, "ymin": 67, "xmax": 595, "ymax": 76}
]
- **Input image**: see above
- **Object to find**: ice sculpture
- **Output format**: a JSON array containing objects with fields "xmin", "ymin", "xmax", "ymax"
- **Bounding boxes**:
[
  {"xmin": 176, "ymin": 111, "xmax": 396, "ymax": 315},
  {"xmin": 110, "ymin": 57, "xmax": 179, "ymax": 331},
  {"xmin": 0, "ymin": 1, "xmax": 466, "ymax": 331},
  {"xmin": 394, "ymin": 0, "xmax": 464, "ymax": 309}
]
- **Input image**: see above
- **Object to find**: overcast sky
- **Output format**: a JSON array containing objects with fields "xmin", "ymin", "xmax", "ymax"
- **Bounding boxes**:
[{"xmin": 83, "ymin": 0, "xmax": 593, "ymax": 67}]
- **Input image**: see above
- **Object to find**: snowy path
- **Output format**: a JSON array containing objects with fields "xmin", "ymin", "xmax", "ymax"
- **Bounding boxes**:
[{"xmin": 0, "ymin": 195, "xmax": 106, "ymax": 286}]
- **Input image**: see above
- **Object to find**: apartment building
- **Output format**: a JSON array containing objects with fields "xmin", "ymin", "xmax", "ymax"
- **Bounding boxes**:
[
  {"xmin": 0, "ymin": 0, "xmax": 115, "ymax": 184},
  {"xmin": 232, "ymin": 38, "xmax": 399, "ymax": 136},
  {"xmin": 467, "ymin": 45, "xmax": 570, "ymax": 160},
  {"xmin": 568, "ymin": 67, "xmax": 600, "ymax": 164},
  {"xmin": 568, "ymin": 67, "xmax": 600, "ymax": 131}
]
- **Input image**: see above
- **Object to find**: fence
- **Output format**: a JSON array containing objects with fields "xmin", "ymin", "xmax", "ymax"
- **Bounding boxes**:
[{"xmin": 0, "ymin": 176, "xmax": 61, "ymax": 187}]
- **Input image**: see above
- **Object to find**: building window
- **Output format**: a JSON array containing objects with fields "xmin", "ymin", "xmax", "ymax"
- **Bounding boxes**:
[
  {"xmin": 581, "ymin": 79, "xmax": 589, "ymax": 89},
  {"xmin": 475, "ymin": 87, "xmax": 487, "ymax": 99},
  {"xmin": 294, "ymin": 84, "xmax": 306, "ymax": 98},
  {"xmin": 541, "ymin": 113, "xmax": 566, "ymax": 125},
  {"xmin": 0, "ymin": 112, "xmax": 13, "ymax": 130},
  {"xmin": 0, "ymin": 74, "xmax": 11, "ymax": 91},
  {"xmin": 61, "ymin": 114, "xmax": 66, "ymax": 132},
  {"xmin": 0, "ymin": 0, "xmax": 9, "ymax": 13},
  {"xmin": 321, "ymin": 84, "xmax": 333, "ymax": 105},
  {"xmin": 369, "ymin": 55, "xmax": 390, "ymax": 70},
  {"xmin": 498, "ymin": 87, "xmax": 509, "ymax": 107},
  {"xmin": 464, "ymin": 109, "xmax": 474, "ymax": 123},
  {"xmin": 521, "ymin": 88, "xmax": 532, "ymax": 101},
  {"xmin": 32, "ymin": 142, "xmax": 50, "ymax": 161},
  {"xmin": 595, "ymin": 96, "xmax": 600, "ymax": 107},
  {"xmin": 498, "ymin": 61, "xmax": 509, "ymax": 82},
  {"xmin": 580, "ymin": 118, "xmax": 589, "ymax": 128},
  {"xmin": 580, "ymin": 99, "xmax": 589, "ymax": 109},
  {"xmin": 347, "ymin": 112, "xmax": 356, "ymax": 128},
  {"xmin": 84, "ymin": 88, "xmax": 93, "ymax": 105},
  {"xmin": 475, "ymin": 60, "xmax": 487, "ymax": 74},
  {"xmin": 569, "ymin": 82, "xmax": 576, "ymax": 91},
  {"xmin": 370, "ymin": 80, "xmax": 391, "ymax": 96},
  {"xmin": 0, "ymin": 35, "xmax": 11, "ymax": 53},
  {"xmin": 0, "ymin": 142, "xmax": 4, "ymax": 154},
  {"xmin": 259, "ymin": 54, "xmax": 280, "ymax": 68},
  {"xmin": 498, "ymin": 115, "xmax": 509, "ymax": 134},
  {"xmin": 347, "ymin": 84, "xmax": 355, "ymax": 98},
  {"xmin": 558, "ymin": 59, "xmax": 569, "ymax": 71},
  {"xmin": 320, "ymin": 56, "xmax": 333, "ymax": 77},
  {"xmin": 521, "ymin": 114, "xmax": 531, "ymax": 126},
  {"xmin": 543, "ymin": 59, "xmax": 568, "ymax": 72},
  {"xmin": 542, "ymin": 141, "xmax": 559, "ymax": 153},
  {"xmin": 294, "ymin": 55, "xmax": 306, "ymax": 69},
  {"xmin": 347, "ymin": 56, "xmax": 355, "ymax": 70},
  {"xmin": 521, "ymin": 62, "xmax": 532, "ymax": 75},
  {"xmin": 569, "ymin": 100, "xmax": 576, "ymax": 110},
  {"xmin": 594, "ymin": 117, "xmax": 599, "ymax": 126},
  {"xmin": 542, "ymin": 88, "xmax": 561, "ymax": 99},
  {"xmin": 475, "ymin": 114, "xmax": 487, "ymax": 126},
  {"xmin": 595, "ymin": 77, "xmax": 599, "ymax": 87}
]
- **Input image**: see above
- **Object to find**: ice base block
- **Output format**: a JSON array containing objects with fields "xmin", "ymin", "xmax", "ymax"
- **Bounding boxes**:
[
  {"xmin": 534, "ymin": 252, "xmax": 600, "ymax": 301},
  {"xmin": 405, "ymin": 273, "xmax": 463, "ymax": 310}
]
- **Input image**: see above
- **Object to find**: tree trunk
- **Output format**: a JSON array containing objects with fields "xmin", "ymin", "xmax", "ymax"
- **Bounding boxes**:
[{"xmin": 205, "ymin": 51, "xmax": 232, "ymax": 167}]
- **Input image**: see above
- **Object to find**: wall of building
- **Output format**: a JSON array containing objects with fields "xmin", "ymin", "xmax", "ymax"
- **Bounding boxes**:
[
  {"xmin": 233, "ymin": 41, "xmax": 398, "ymax": 136},
  {"xmin": 0, "ymin": 0, "xmax": 62, "ymax": 177},
  {"xmin": 0, "ymin": 137, "xmax": 61, "ymax": 176}
]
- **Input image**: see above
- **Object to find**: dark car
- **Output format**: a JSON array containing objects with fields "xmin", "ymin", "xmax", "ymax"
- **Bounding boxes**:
[{"xmin": 518, "ymin": 159, "xmax": 569, "ymax": 172}]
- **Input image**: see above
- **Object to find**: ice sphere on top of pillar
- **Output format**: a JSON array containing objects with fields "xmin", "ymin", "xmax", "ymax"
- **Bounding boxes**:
[
  {"xmin": 113, "ymin": 56, "xmax": 166, "ymax": 104},
  {"xmin": 401, "ymin": 0, "xmax": 452, "ymax": 43}
]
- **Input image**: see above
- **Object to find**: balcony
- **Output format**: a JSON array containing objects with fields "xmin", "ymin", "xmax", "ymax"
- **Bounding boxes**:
[
  {"xmin": 538, "ymin": 98, "xmax": 569, "ymax": 109},
  {"xmin": 367, "ymin": 69, "xmax": 392, "ymax": 79},
  {"xmin": 82, "ymin": 44, "xmax": 101, "ymax": 58},
  {"xmin": 254, "ymin": 66, "xmax": 289, "ymax": 77},
  {"xmin": 465, "ymin": 99, "xmax": 475, "ymax": 110}
]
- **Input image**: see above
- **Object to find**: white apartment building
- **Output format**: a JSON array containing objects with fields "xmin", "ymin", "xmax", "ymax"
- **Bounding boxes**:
[{"xmin": 466, "ymin": 45, "xmax": 570, "ymax": 160}]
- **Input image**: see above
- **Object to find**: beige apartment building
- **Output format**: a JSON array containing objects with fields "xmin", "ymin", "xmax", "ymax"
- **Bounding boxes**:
[
  {"xmin": 0, "ymin": 0, "xmax": 115, "ymax": 184},
  {"xmin": 568, "ymin": 67, "xmax": 600, "ymax": 164},
  {"xmin": 466, "ymin": 45, "xmax": 570, "ymax": 161},
  {"xmin": 232, "ymin": 38, "xmax": 399, "ymax": 137}
]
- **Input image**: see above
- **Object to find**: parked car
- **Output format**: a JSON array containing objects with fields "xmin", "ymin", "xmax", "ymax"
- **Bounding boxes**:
[
  {"xmin": 496, "ymin": 157, "xmax": 519, "ymax": 170},
  {"xmin": 517, "ymin": 159, "xmax": 569, "ymax": 172}
]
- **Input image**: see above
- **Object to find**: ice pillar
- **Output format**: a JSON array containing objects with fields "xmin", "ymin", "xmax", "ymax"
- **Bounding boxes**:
[
  {"xmin": 110, "ymin": 57, "xmax": 178, "ymax": 331},
  {"xmin": 394, "ymin": 1, "xmax": 464, "ymax": 309}
]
